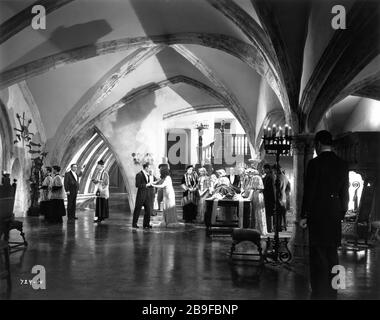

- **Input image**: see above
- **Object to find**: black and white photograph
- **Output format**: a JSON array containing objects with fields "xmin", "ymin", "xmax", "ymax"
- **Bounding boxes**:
[{"xmin": 0, "ymin": 0, "xmax": 379, "ymax": 311}]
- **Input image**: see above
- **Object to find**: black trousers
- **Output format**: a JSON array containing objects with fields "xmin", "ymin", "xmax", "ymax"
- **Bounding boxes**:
[
  {"xmin": 47, "ymin": 199, "xmax": 64, "ymax": 223},
  {"xmin": 67, "ymin": 192, "xmax": 78, "ymax": 219},
  {"xmin": 309, "ymin": 245, "xmax": 339, "ymax": 300},
  {"xmin": 274, "ymin": 206, "xmax": 287, "ymax": 231},
  {"xmin": 149, "ymin": 188, "xmax": 156, "ymax": 215},
  {"xmin": 40, "ymin": 201, "xmax": 51, "ymax": 216},
  {"xmin": 264, "ymin": 202, "xmax": 273, "ymax": 232},
  {"xmin": 132, "ymin": 195, "xmax": 152, "ymax": 227},
  {"xmin": 183, "ymin": 203, "xmax": 197, "ymax": 222}
]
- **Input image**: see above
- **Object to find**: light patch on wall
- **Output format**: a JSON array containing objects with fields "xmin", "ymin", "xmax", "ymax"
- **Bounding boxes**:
[
  {"xmin": 367, "ymin": 99, "xmax": 380, "ymax": 128},
  {"xmin": 348, "ymin": 171, "xmax": 364, "ymax": 212}
]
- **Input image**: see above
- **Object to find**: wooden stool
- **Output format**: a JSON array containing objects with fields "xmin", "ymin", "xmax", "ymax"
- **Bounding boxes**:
[
  {"xmin": 230, "ymin": 229, "xmax": 264, "ymax": 264},
  {"xmin": 0, "ymin": 239, "xmax": 11, "ymax": 292}
]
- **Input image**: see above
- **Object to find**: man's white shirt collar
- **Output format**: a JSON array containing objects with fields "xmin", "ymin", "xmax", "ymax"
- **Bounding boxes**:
[{"xmin": 71, "ymin": 170, "xmax": 78, "ymax": 180}]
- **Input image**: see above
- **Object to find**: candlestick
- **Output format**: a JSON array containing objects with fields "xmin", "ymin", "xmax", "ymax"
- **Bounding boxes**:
[
  {"xmin": 272, "ymin": 124, "xmax": 276, "ymax": 138},
  {"xmin": 285, "ymin": 124, "xmax": 289, "ymax": 137},
  {"xmin": 263, "ymin": 126, "xmax": 267, "ymax": 138}
]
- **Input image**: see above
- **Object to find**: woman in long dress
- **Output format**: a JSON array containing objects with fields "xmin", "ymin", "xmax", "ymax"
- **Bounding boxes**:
[
  {"xmin": 152, "ymin": 167, "xmax": 181, "ymax": 227},
  {"xmin": 241, "ymin": 168, "xmax": 268, "ymax": 235},
  {"xmin": 40, "ymin": 166, "xmax": 53, "ymax": 219},
  {"xmin": 48, "ymin": 165, "xmax": 66, "ymax": 223},
  {"xmin": 91, "ymin": 160, "xmax": 109, "ymax": 223},
  {"xmin": 181, "ymin": 165, "xmax": 198, "ymax": 223},
  {"xmin": 196, "ymin": 167, "xmax": 210, "ymax": 223}
]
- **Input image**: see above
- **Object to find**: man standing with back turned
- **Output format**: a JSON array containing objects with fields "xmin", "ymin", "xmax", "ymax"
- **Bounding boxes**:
[{"xmin": 300, "ymin": 130, "xmax": 349, "ymax": 300}]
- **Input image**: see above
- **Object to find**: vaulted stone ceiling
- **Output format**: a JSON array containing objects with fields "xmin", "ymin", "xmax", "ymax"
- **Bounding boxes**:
[{"xmin": 0, "ymin": 0, "xmax": 379, "ymax": 166}]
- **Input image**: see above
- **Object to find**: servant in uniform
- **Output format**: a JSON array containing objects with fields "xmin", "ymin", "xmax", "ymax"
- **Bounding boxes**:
[
  {"xmin": 40, "ymin": 166, "xmax": 53, "ymax": 218},
  {"xmin": 91, "ymin": 160, "xmax": 110, "ymax": 223},
  {"xmin": 48, "ymin": 166, "xmax": 66, "ymax": 223}
]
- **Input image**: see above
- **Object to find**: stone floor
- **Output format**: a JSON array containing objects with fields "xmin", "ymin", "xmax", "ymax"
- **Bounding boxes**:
[{"xmin": 1, "ymin": 203, "xmax": 379, "ymax": 300}]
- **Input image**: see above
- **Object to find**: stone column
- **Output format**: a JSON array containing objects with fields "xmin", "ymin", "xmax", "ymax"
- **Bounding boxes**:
[{"xmin": 290, "ymin": 134, "xmax": 315, "ymax": 262}]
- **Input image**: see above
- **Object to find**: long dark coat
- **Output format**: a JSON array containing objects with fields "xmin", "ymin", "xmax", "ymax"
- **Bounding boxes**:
[{"xmin": 301, "ymin": 151, "xmax": 349, "ymax": 246}]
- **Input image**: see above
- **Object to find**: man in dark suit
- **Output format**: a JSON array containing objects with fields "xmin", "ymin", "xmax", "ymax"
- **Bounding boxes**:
[
  {"xmin": 300, "ymin": 130, "xmax": 349, "ymax": 300},
  {"xmin": 262, "ymin": 164, "xmax": 275, "ymax": 233},
  {"xmin": 272, "ymin": 164, "xmax": 289, "ymax": 232},
  {"xmin": 132, "ymin": 163, "xmax": 155, "ymax": 229},
  {"xmin": 64, "ymin": 163, "xmax": 85, "ymax": 221}
]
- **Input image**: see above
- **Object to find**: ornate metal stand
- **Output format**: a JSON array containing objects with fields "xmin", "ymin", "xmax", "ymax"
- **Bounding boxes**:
[
  {"xmin": 264, "ymin": 236, "xmax": 292, "ymax": 263},
  {"xmin": 13, "ymin": 112, "xmax": 47, "ymax": 216},
  {"xmin": 262, "ymin": 124, "xmax": 292, "ymax": 263}
]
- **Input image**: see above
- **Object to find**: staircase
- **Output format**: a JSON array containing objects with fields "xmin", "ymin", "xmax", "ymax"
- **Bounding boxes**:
[{"xmin": 170, "ymin": 169, "xmax": 184, "ymax": 218}]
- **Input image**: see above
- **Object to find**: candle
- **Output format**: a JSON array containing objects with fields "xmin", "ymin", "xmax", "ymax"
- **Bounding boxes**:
[
  {"xmin": 285, "ymin": 124, "xmax": 289, "ymax": 137},
  {"xmin": 289, "ymin": 126, "xmax": 292, "ymax": 137},
  {"xmin": 263, "ymin": 127, "xmax": 267, "ymax": 138},
  {"xmin": 272, "ymin": 124, "xmax": 276, "ymax": 137},
  {"xmin": 279, "ymin": 126, "xmax": 283, "ymax": 137}
]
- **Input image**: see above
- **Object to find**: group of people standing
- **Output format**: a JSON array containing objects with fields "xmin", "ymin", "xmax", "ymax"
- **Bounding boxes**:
[
  {"xmin": 132, "ymin": 163, "xmax": 179, "ymax": 229},
  {"xmin": 181, "ymin": 163, "xmax": 290, "ymax": 235},
  {"xmin": 131, "ymin": 161, "xmax": 291, "ymax": 236},
  {"xmin": 39, "ymin": 160, "xmax": 110, "ymax": 224}
]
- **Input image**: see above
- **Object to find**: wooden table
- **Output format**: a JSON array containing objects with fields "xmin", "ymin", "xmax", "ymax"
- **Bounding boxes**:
[{"xmin": 204, "ymin": 198, "xmax": 252, "ymax": 237}]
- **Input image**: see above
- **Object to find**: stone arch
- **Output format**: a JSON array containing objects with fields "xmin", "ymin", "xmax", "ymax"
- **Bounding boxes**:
[
  {"xmin": 332, "ymin": 72, "xmax": 380, "ymax": 106},
  {"xmin": 0, "ymin": 33, "xmax": 284, "ymax": 111},
  {"xmin": 59, "ymin": 127, "xmax": 130, "ymax": 203},
  {"xmin": 300, "ymin": 1, "xmax": 379, "ymax": 133},
  {"xmin": 172, "ymin": 44, "xmax": 256, "ymax": 146},
  {"xmin": 163, "ymin": 104, "xmax": 226, "ymax": 120},
  {"xmin": 55, "ymin": 75, "xmax": 239, "ymax": 165},
  {"xmin": 58, "ymin": 75, "xmax": 254, "ymax": 210}
]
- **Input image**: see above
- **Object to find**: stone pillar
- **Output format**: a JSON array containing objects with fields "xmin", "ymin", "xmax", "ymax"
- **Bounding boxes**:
[{"xmin": 290, "ymin": 134, "xmax": 315, "ymax": 262}]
